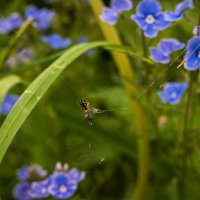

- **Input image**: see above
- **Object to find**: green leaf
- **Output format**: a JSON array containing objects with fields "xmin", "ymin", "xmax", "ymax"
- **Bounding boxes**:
[
  {"xmin": 0, "ymin": 41, "xmax": 115, "ymax": 163},
  {"xmin": 0, "ymin": 75, "xmax": 22, "ymax": 105}
]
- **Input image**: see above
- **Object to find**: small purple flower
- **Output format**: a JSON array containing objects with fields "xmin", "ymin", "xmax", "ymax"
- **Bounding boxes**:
[
  {"xmin": 150, "ymin": 38, "xmax": 185, "ymax": 63},
  {"xmin": 25, "ymin": 5, "xmax": 54, "ymax": 31},
  {"xmin": 13, "ymin": 183, "xmax": 31, "ymax": 200},
  {"xmin": 100, "ymin": 0, "xmax": 132, "ymax": 25},
  {"xmin": 0, "ymin": 94, "xmax": 19, "ymax": 115},
  {"xmin": 158, "ymin": 82, "xmax": 188, "ymax": 104},
  {"xmin": 28, "ymin": 179, "xmax": 50, "ymax": 199},
  {"xmin": 184, "ymin": 36, "xmax": 200, "ymax": 71},
  {"xmin": 17, "ymin": 166, "xmax": 30, "ymax": 181},
  {"xmin": 48, "ymin": 172, "xmax": 78, "ymax": 199},
  {"xmin": 165, "ymin": 0, "xmax": 194, "ymax": 22},
  {"xmin": 0, "ymin": 13, "xmax": 23, "ymax": 34},
  {"xmin": 131, "ymin": 0, "xmax": 171, "ymax": 38},
  {"xmin": 42, "ymin": 34, "xmax": 72, "ymax": 49}
]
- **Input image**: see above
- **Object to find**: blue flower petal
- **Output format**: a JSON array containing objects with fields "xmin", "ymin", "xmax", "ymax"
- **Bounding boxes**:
[
  {"xmin": 42, "ymin": 34, "xmax": 71, "ymax": 49},
  {"xmin": 150, "ymin": 38, "xmax": 185, "ymax": 63},
  {"xmin": 111, "ymin": 0, "xmax": 133, "ymax": 13},
  {"xmin": 150, "ymin": 48, "xmax": 169, "ymax": 63},
  {"xmin": 154, "ymin": 13, "xmax": 171, "ymax": 30},
  {"xmin": 144, "ymin": 24, "xmax": 157, "ymax": 38},
  {"xmin": 131, "ymin": 15, "xmax": 147, "ymax": 29},
  {"xmin": 184, "ymin": 36, "xmax": 200, "ymax": 71},
  {"xmin": 137, "ymin": 0, "xmax": 161, "ymax": 17},
  {"xmin": 48, "ymin": 172, "xmax": 78, "ymax": 199},
  {"xmin": 29, "ymin": 179, "xmax": 50, "ymax": 198},
  {"xmin": 100, "ymin": 7, "xmax": 118, "ymax": 25},
  {"xmin": 68, "ymin": 168, "xmax": 86, "ymax": 182},
  {"xmin": 17, "ymin": 166, "xmax": 30, "ymax": 181},
  {"xmin": 164, "ymin": 11, "xmax": 183, "ymax": 21},
  {"xmin": 159, "ymin": 39, "xmax": 185, "ymax": 54},
  {"xmin": 158, "ymin": 82, "xmax": 188, "ymax": 104},
  {"xmin": 25, "ymin": 5, "xmax": 54, "ymax": 31},
  {"xmin": 0, "ymin": 94, "xmax": 19, "ymax": 115},
  {"xmin": 13, "ymin": 183, "xmax": 31, "ymax": 200},
  {"xmin": 164, "ymin": 0, "xmax": 194, "ymax": 22}
]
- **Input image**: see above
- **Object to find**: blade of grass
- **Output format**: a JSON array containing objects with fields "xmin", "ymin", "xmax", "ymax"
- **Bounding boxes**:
[{"xmin": 0, "ymin": 41, "xmax": 119, "ymax": 164}]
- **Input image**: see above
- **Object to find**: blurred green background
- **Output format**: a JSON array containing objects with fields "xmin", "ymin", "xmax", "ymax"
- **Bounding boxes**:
[{"xmin": 0, "ymin": 0, "xmax": 200, "ymax": 200}]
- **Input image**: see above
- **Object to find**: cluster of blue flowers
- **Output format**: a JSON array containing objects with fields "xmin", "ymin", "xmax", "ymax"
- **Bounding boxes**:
[
  {"xmin": 101, "ymin": 0, "xmax": 193, "ymax": 37},
  {"xmin": 0, "ymin": 5, "xmax": 72, "ymax": 50},
  {"xmin": 13, "ymin": 162, "xmax": 85, "ymax": 200},
  {"xmin": 100, "ymin": 0, "xmax": 198, "ymax": 105},
  {"xmin": 0, "ymin": 94, "xmax": 19, "ymax": 115}
]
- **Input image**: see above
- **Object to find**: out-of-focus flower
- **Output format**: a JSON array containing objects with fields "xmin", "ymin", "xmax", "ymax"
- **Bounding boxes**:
[
  {"xmin": 0, "ymin": 13, "xmax": 23, "ymax": 34},
  {"xmin": 48, "ymin": 172, "xmax": 78, "ymax": 199},
  {"xmin": 100, "ymin": 8, "xmax": 119, "ymax": 25},
  {"xmin": 0, "ymin": 94, "xmax": 19, "ymax": 115},
  {"xmin": 28, "ymin": 179, "xmax": 51, "ymax": 199},
  {"xmin": 150, "ymin": 38, "xmax": 185, "ymax": 63},
  {"xmin": 131, "ymin": 0, "xmax": 171, "ymax": 38},
  {"xmin": 13, "ymin": 183, "xmax": 31, "ymax": 200},
  {"xmin": 13, "ymin": 163, "xmax": 85, "ymax": 200},
  {"xmin": 42, "ymin": 34, "xmax": 72, "ymax": 49},
  {"xmin": 100, "ymin": 0, "xmax": 133, "ymax": 25},
  {"xmin": 165, "ymin": 0, "xmax": 193, "ymax": 22},
  {"xmin": 158, "ymin": 82, "xmax": 188, "ymax": 104},
  {"xmin": 184, "ymin": 36, "xmax": 200, "ymax": 71},
  {"xmin": 17, "ymin": 49, "xmax": 33, "ymax": 62},
  {"xmin": 111, "ymin": 0, "xmax": 133, "ymax": 13},
  {"xmin": 25, "ymin": 5, "xmax": 54, "ymax": 31}
]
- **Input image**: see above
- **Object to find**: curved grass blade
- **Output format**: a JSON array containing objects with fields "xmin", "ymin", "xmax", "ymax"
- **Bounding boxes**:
[{"xmin": 0, "ymin": 41, "xmax": 113, "ymax": 164}]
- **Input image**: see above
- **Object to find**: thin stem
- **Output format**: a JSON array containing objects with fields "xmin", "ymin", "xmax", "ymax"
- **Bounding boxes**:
[{"xmin": 179, "ymin": 71, "xmax": 199, "ymax": 200}]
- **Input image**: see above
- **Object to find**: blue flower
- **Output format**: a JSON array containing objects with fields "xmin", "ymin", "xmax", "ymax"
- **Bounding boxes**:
[
  {"xmin": 48, "ymin": 172, "xmax": 78, "ymax": 199},
  {"xmin": 0, "ymin": 13, "xmax": 23, "ymax": 34},
  {"xmin": 165, "ymin": 0, "xmax": 193, "ymax": 22},
  {"xmin": 131, "ymin": 0, "xmax": 171, "ymax": 38},
  {"xmin": 25, "ymin": 5, "xmax": 54, "ymax": 31},
  {"xmin": 150, "ymin": 38, "xmax": 185, "ymax": 63},
  {"xmin": 184, "ymin": 36, "xmax": 200, "ymax": 71},
  {"xmin": 100, "ymin": 8, "xmax": 119, "ymax": 25},
  {"xmin": 42, "ymin": 34, "xmax": 72, "ymax": 49},
  {"xmin": 13, "ymin": 183, "xmax": 31, "ymax": 200},
  {"xmin": 0, "ymin": 94, "xmax": 19, "ymax": 115},
  {"xmin": 17, "ymin": 166, "xmax": 30, "ymax": 181},
  {"xmin": 100, "ymin": 0, "xmax": 132, "ymax": 25},
  {"xmin": 28, "ymin": 179, "xmax": 50, "ymax": 199},
  {"xmin": 158, "ymin": 82, "xmax": 188, "ymax": 104}
]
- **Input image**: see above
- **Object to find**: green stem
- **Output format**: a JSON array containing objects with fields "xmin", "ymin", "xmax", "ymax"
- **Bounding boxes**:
[
  {"xmin": 179, "ymin": 71, "xmax": 199, "ymax": 200},
  {"xmin": 89, "ymin": 1, "xmax": 149, "ymax": 200}
]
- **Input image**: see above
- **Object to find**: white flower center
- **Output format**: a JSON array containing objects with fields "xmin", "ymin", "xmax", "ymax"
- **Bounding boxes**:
[
  {"xmin": 145, "ymin": 15, "xmax": 155, "ymax": 24},
  {"xmin": 59, "ymin": 185, "xmax": 67, "ymax": 193},
  {"xmin": 171, "ymin": 92, "xmax": 177, "ymax": 98}
]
